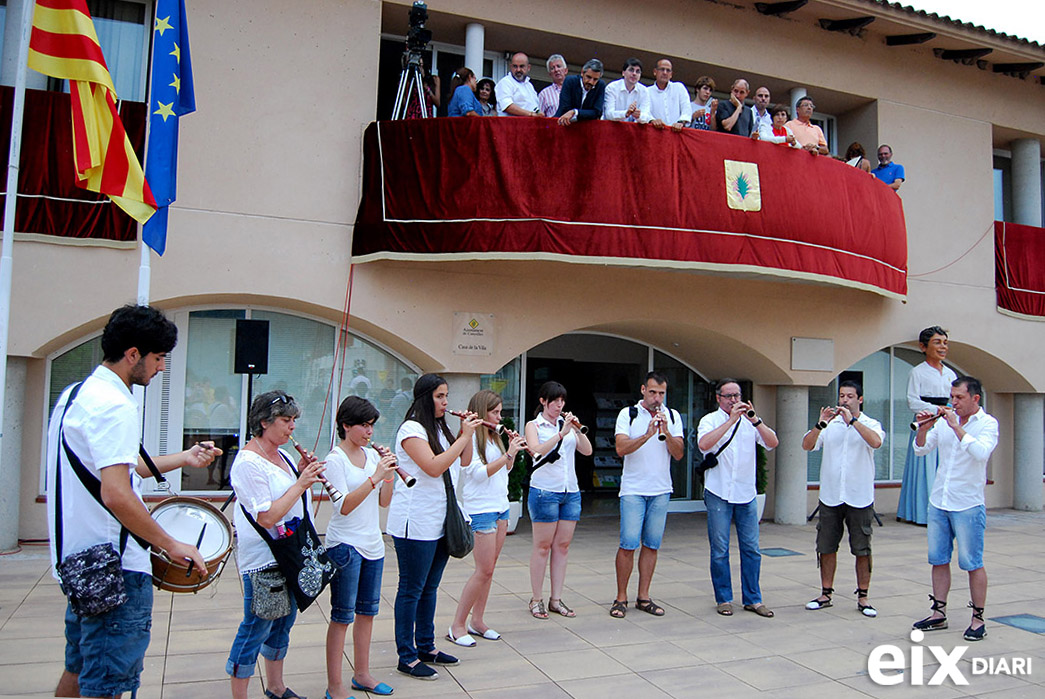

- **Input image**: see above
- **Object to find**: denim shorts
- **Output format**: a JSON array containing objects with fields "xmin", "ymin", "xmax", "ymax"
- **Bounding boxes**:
[
  {"xmin": 619, "ymin": 493, "xmax": 670, "ymax": 550},
  {"xmin": 328, "ymin": 543, "xmax": 384, "ymax": 624},
  {"xmin": 226, "ymin": 572, "xmax": 298, "ymax": 678},
  {"xmin": 469, "ymin": 509, "xmax": 509, "ymax": 534},
  {"xmin": 927, "ymin": 504, "xmax": 986, "ymax": 571},
  {"xmin": 528, "ymin": 487, "xmax": 581, "ymax": 523},
  {"xmin": 64, "ymin": 570, "xmax": 153, "ymax": 698}
]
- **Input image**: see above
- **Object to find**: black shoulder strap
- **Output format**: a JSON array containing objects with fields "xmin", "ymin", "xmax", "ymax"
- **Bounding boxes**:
[
  {"xmin": 714, "ymin": 421, "xmax": 743, "ymax": 457},
  {"xmin": 532, "ymin": 419, "xmax": 566, "ymax": 469},
  {"xmin": 629, "ymin": 406, "xmax": 638, "ymax": 425}
]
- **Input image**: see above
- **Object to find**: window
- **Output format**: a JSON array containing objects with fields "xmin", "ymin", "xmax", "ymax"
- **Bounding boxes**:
[
  {"xmin": 44, "ymin": 308, "xmax": 418, "ymax": 495},
  {"xmin": 806, "ymin": 347, "xmax": 962, "ymax": 484},
  {"xmin": 46, "ymin": 0, "xmax": 150, "ymax": 102}
]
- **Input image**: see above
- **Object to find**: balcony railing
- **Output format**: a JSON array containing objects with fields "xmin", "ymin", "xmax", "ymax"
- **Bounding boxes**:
[
  {"xmin": 0, "ymin": 87, "xmax": 145, "ymax": 243},
  {"xmin": 353, "ymin": 118, "xmax": 908, "ymax": 298}
]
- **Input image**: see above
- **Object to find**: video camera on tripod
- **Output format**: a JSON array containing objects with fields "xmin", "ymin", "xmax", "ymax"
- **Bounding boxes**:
[{"xmin": 393, "ymin": 2, "xmax": 434, "ymax": 119}]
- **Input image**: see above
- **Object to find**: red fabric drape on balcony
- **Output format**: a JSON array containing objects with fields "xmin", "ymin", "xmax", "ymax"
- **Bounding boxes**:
[
  {"xmin": 353, "ymin": 118, "xmax": 908, "ymax": 298},
  {"xmin": 995, "ymin": 220, "xmax": 1045, "ymax": 319},
  {"xmin": 0, "ymin": 86, "xmax": 144, "ymax": 242}
]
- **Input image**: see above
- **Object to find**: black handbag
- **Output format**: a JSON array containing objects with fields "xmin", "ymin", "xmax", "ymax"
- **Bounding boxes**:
[
  {"xmin": 241, "ymin": 456, "xmax": 334, "ymax": 612},
  {"xmin": 695, "ymin": 421, "xmax": 742, "ymax": 482},
  {"xmin": 442, "ymin": 470, "xmax": 474, "ymax": 558}
]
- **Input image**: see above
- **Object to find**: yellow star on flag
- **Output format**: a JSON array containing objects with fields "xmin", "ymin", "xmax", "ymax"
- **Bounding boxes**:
[
  {"xmin": 170, "ymin": 73, "xmax": 181, "ymax": 93},
  {"xmin": 154, "ymin": 101, "xmax": 176, "ymax": 122},
  {"xmin": 170, "ymin": 43, "xmax": 180, "ymax": 62},
  {"xmin": 155, "ymin": 16, "xmax": 172, "ymax": 36}
]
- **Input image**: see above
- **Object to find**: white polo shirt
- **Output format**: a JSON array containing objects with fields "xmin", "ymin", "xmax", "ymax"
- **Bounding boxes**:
[
  {"xmin": 528, "ymin": 413, "xmax": 579, "ymax": 493},
  {"xmin": 810, "ymin": 412, "xmax": 884, "ymax": 508},
  {"xmin": 47, "ymin": 366, "xmax": 148, "ymax": 578},
  {"xmin": 459, "ymin": 434, "xmax": 510, "ymax": 516},
  {"xmin": 495, "ymin": 73, "xmax": 539, "ymax": 115},
  {"xmin": 324, "ymin": 446, "xmax": 386, "ymax": 560},
  {"xmin": 697, "ymin": 409, "xmax": 773, "ymax": 504},
  {"xmin": 615, "ymin": 402, "xmax": 683, "ymax": 497},
  {"xmin": 387, "ymin": 420, "xmax": 460, "ymax": 540},
  {"xmin": 915, "ymin": 408, "xmax": 998, "ymax": 512}
]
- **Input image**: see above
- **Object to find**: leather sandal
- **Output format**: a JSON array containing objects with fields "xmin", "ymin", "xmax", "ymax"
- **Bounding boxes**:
[
  {"xmin": 964, "ymin": 602, "xmax": 987, "ymax": 641},
  {"xmin": 635, "ymin": 598, "xmax": 665, "ymax": 616},
  {"xmin": 548, "ymin": 598, "xmax": 576, "ymax": 617},
  {"xmin": 806, "ymin": 586, "xmax": 834, "ymax": 610},
  {"xmin": 716, "ymin": 602, "xmax": 733, "ymax": 616},
  {"xmin": 743, "ymin": 603, "xmax": 775, "ymax": 618},
  {"xmin": 855, "ymin": 588, "xmax": 877, "ymax": 618},
  {"xmin": 912, "ymin": 594, "xmax": 948, "ymax": 631},
  {"xmin": 609, "ymin": 599, "xmax": 627, "ymax": 618},
  {"xmin": 529, "ymin": 597, "xmax": 548, "ymax": 619}
]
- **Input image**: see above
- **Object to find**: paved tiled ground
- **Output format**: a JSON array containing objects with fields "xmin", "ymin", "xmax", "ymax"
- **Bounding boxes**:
[{"xmin": 2, "ymin": 509, "xmax": 1043, "ymax": 698}]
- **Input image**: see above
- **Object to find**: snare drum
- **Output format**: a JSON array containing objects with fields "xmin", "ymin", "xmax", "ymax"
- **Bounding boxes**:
[{"xmin": 150, "ymin": 496, "xmax": 233, "ymax": 593}]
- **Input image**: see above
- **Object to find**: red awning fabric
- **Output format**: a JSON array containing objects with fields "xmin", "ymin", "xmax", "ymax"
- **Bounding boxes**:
[
  {"xmin": 353, "ymin": 118, "xmax": 908, "ymax": 298},
  {"xmin": 995, "ymin": 220, "xmax": 1045, "ymax": 319}
]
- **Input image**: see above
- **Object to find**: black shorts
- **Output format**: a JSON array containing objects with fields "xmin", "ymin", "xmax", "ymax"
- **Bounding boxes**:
[{"xmin": 816, "ymin": 503, "xmax": 873, "ymax": 557}]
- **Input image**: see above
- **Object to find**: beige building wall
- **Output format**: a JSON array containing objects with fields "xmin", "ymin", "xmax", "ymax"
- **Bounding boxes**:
[{"xmin": 10, "ymin": 0, "xmax": 1045, "ymax": 538}]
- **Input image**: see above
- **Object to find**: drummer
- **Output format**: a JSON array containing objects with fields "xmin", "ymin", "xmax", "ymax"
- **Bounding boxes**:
[{"xmin": 47, "ymin": 305, "xmax": 221, "ymax": 699}]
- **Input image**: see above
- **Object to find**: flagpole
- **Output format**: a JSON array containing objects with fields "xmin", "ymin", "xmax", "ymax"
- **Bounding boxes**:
[
  {"xmin": 0, "ymin": 0, "xmax": 37, "ymax": 551},
  {"xmin": 137, "ymin": 0, "xmax": 160, "ymax": 307}
]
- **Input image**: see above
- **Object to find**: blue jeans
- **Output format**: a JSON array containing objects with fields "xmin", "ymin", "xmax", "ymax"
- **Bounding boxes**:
[
  {"xmin": 705, "ymin": 490, "xmax": 762, "ymax": 606},
  {"xmin": 64, "ymin": 570, "xmax": 153, "ymax": 698},
  {"xmin": 392, "ymin": 536, "xmax": 449, "ymax": 665},
  {"xmin": 927, "ymin": 504, "xmax": 986, "ymax": 570},
  {"xmin": 226, "ymin": 573, "xmax": 298, "ymax": 678},
  {"xmin": 619, "ymin": 493, "xmax": 670, "ymax": 550},
  {"xmin": 328, "ymin": 543, "xmax": 384, "ymax": 624}
]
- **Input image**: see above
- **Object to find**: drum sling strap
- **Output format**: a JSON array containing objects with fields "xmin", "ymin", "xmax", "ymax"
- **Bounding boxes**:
[{"xmin": 54, "ymin": 382, "xmax": 167, "ymax": 559}]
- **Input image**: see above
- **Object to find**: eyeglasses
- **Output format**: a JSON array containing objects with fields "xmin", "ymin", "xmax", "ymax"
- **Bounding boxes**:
[{"xmin": 718, "ymin": 392, "xmax": 742, "ymax": 400}]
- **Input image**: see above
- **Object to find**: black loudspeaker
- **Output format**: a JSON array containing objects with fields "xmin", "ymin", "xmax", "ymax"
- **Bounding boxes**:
[{"xmin": 234, "ymin": 320, "xmax": 269, "ymax": 374}]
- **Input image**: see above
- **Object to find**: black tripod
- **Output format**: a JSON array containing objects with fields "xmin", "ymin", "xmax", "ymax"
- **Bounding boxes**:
[{"xmin": 392, "ymin": 51, "xmax": 430, "ymax": 120}]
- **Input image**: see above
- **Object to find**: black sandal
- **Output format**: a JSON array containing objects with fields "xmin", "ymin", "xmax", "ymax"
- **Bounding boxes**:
[
  {"xmin": 856, "ymin": 588, "xmax": 877, "ymax": 617},
  {"xmin": 964, "ymin": 602, "xmax": 987, "ymax": 641},
  {"xmin": 912, "ymin": 594, "xmax": 948, "ymax": 631},
  {"xmin": 609, "ymin": 599, "xmax": 627, "ymax": 618},
  {"xmin": 805, "ymin": 586, "xmax": 834, "ymax": 610},
  {"xmin": 635, "ymin": 598, "xmax": 665, "ymax": 616}
]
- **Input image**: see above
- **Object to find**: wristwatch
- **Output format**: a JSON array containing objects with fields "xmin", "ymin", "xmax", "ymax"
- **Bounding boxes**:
[
  {"xmin": 815, "ymin": 420, "xmax": 827, "ymax": 430},
  {"xmin": 849, "ymin": 416, "xmax": 858, "ymax": 426}
]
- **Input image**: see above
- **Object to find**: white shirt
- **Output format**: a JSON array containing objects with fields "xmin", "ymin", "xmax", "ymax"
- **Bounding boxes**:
[
  {"xmin": 811, "ymin": 413, "xmax": 884, "ymax": 508},
  {"xmin": 751, "ymin": 106, "xmax": 772, "ymax": 136},
  {"xmin": 907, "ymin": 361, "xmax": 958, "ymax": 413},
  {"xmin": 323, "ymin": 446, "xmax": 386, "ymax": 560},
  {"xmin": 697, "ymin": 409, "xmax": 773, "ymax": 504},
  {"xmin": 231, "ymin": 449, "xmax": 311, "ymax": 574},
  {"xmin": 47, "ymin": 366, "xmax": 149, "ymax": 578},
  {"xmin": 603, "ymin": 79, "xmax": 651, "ymax": 123},
  {"xmin": 615, "ymin": 402, "xmax": 683, "ymax": 497},
  {"xmin": 495, "ymin": 73, "xmax": 539, "ymax": 115},
  {"xmin": 915, "ymin": 408, "xmax": 998, "ymax": 512},
  {"xmin": 647, "ymin": 81, "xmax": 692, "ymax": 125},
  {"xmin": 459, "ymin": 434, "xmax": 510, "ymax": 515},
  {"xmin": 386, "ymin": 420, "xmax": 460, "ymax": 540},
  {"xmin": 528, "ymin": 413, "xmax": 580, "ymax": 492}
]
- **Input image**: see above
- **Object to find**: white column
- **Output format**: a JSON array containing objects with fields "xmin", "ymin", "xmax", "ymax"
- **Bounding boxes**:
[
  {"xmin": 442, "ymin": 373, "xmax": 481, "ymax": 415},
  {"xmin": 465, "ymin": 23, "xmax": 485, "ymax": 77},
  {"xmin": 1011, "ymin": 138, "xmax": 1043, "ymax": 227},
  {"xmin": 789, "ymin": 87, "xmax": 807, "ymax": 122},
  {"xmin": 0, "ymin": 357, "xmax": 27, "ymax": 552},
  {"xmin": 774, "ymin": 385, "xmax": 808, "ymax": 525},
  {"xmin": 1013, "ymin": 393, "xmax": 1044, "ymax": 512}
]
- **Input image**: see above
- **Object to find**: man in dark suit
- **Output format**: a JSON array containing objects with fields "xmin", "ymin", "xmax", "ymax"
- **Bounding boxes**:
[{"xmin": 555, "ymin": 58, "xmax": 606, "ymax": 126}]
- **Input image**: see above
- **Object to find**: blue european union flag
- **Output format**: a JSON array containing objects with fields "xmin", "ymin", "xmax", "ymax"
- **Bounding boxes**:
[{"xmin": 143, "ymin": 0, "xmax": 195, "ymax": 255}]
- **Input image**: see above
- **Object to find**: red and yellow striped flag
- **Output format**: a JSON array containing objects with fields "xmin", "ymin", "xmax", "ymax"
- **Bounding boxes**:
[{"xmin": 28, "ymin": 0, "xmax": 157, "ymax": 223}]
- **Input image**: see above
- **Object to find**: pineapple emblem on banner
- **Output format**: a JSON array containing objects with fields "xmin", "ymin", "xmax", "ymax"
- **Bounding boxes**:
[{"xmin": 724, "ymin": 160, "xmax": 762, "ymax": 212}]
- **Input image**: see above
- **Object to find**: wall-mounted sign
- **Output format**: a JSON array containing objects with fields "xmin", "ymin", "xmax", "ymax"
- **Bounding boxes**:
[{"xmin": 452, "ymin": 313, "xmax": 494, "ymax": 356}]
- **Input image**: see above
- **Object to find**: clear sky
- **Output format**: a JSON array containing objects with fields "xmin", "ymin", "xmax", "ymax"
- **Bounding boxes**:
[{"xmin": 901, "ymin": 1, "xmax": 1045, "ymax": 45}]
